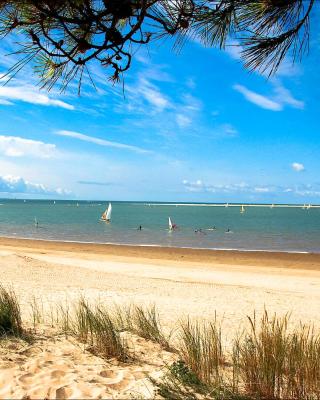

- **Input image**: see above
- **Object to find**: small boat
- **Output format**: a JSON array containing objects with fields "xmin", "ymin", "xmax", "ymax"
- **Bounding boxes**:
[
  {"xmin": 240, "ymin": 205, "xmax": 245, "ymax": 213},
  {"xmin": 307, "ymin": 204, "xmax": 311, "ymax": 210},
  {"xmin": 168, "ymin": 217, "xmax": 177, "ymax": 231},
  {"xmin": 101, "ymin": 203, "xmax": 112, "ymax": 222},
  {"xmin": 225, "ymin": 203, "xmax": 229, "ymax": 208}
]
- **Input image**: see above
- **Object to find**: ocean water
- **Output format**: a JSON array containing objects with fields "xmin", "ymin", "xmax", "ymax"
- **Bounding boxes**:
[{"xmin": 0, "ymin": 199, "xmax": 319, "ymax": 253}]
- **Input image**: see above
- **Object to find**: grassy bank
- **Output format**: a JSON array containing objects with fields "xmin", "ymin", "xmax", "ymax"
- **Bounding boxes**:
[{"xmin": 1, "ymin": 287, "xmax": 320, "ymax": 399}]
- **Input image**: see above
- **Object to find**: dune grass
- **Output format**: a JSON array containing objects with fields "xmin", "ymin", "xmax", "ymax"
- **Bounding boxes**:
[
  {"xmin": 179, "ymin": 318, "xmax": 224, "ymax": 385},
  {"xmin": 0, "ymin": 285, "xmax": 23, "ymax": 337},
  {"xmin": 130, "ymin": 304, "xmax": 171, "ymax": 350},
  {"xmin": 3, "ymin": 288, "xmax": 320, "ymax": 399},
  {"xmin": 233, "ymin": 311, "xmax": 320, "ymax": 400},
  {"xmin": 71, "ymin": 299, "xmax": 129, "ymax": 361},
  {"xmin": 111, "ymin": 303, "xmax": 171, "ymax": 350}
]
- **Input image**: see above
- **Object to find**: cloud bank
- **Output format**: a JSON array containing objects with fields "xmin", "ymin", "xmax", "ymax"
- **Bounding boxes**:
[
  {"xmin": 0, "ymin": 135, "xmax": 56, "ymax": 158},
  {"xmin": 183, "ymin": 180, "xmax": 320, "ymax": 197},
  {"xmin": 0, "ymin": 175, "xmax": 71, "ymax": 196}
]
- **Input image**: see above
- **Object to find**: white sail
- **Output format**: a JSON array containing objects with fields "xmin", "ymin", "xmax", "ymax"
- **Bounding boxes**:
[
  {"xmin": 106, "ymin": 203, "xmax": 112, "ymax": 220},
  {"xmin": 101, "ymin": 202, "xmax": 112, "ymax": 221},
  {"xmin": 168, "ymin": 217, "xmax": 173, "ymax": 230},
  {"xmin": 240, "ymin": 205, "xmax": 245, "ymax": 213}
]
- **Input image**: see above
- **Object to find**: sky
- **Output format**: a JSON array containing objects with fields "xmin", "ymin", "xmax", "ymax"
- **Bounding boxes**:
[{"xmin": 0, "ymin": 16, "xmax": 319, "ymax": 203}]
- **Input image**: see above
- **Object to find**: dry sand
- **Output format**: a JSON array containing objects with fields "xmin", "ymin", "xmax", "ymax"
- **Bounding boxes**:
[{"xmin": 1, "ymin": 237, "xmax": 320, "ymax": 399}]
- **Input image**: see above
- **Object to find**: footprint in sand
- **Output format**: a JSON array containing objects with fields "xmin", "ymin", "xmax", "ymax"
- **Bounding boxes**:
[
  {"xmin": 132, "ymin": 370, "xmax": 147, "ymax": 380},
  {"xmin": 19, "ymin": 373, "xmax": 34, "ymax": 384},
  {"xmin": 107, "ymin": 377, "xmax": 134, "ymax": 391},
  {"xmin": 99, "ymin": 369, "xmax": 118, "ymax": 379},
  {"xmin": 51, "ymin": 370, "xmax": 66, "ymax": 379}
]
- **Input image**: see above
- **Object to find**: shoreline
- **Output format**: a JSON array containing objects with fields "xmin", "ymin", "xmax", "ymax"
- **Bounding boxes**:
[{"xmin": 1, "ymin": 235, "xmax": 320, "ymax": 270}]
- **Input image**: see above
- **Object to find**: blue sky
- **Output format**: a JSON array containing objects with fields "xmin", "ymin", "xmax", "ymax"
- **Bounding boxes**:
[{"xmin": 0, "ymin": 25, "xmax": 319, "ymax": 203}]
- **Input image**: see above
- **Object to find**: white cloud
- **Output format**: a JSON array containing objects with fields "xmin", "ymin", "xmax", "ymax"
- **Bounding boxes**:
[
  {"xmin": 275, "ymin": 59, "xmax": 302, "ymax": 77},
  {"xmin": 0, "ymin": 84, "xmax": 74, "ymax": 110},
  {"xmin": 225, "ymin": 40, "xmax": 242, "ymax": 60},
  {"xmin": 233, "ymin": 84, "xmax": 282, "ymax": 111},
  {"xmin": 176, "ymin": 114, "xmax": 192, "ymax": 128},
  {"xmin": 233, "ymin": 83, "xmax": 304, "ymax": 111},
  {"xmin": 291, "ymin": 162, "xmax": 305, "ymax": 172},
  {"xmin": 254, "ymin": 187, "xmax": 270, "ymax": 193},
  {"xmin": 0, "ymin": 135, "xmax": 56, "ymax": 158},
  {"xmin": 137, "ymin": 78, "xmax": 171, "ymax": 111},
  {"xmin": 221, "ymin": 123, "xmax": 238, "ymax": 137},
  {"xmin": 224, "ymin": 41, "xmax": 302, "ymax": 78},
  {"xmin": 56, "ymin": 130, "xmax": 151, "ymax": 154},
  {"xmin": 182, "ymin": 180, "xmax": 320, "ymax": 198},
  {"xmin": 0, "ymin": 175, "xmax": 70, "ymax": 196},
  {"xmin": 183, "ymin": 180, "xmax": 254, "ymax": 193},
  {"xmin": 274, "ymin": 85, "xmax": 304, "ymax": 109},
  {"xmin": 0, "ymin": 99, "xmax": 13, "ymax": 105},
  {"xmin": 186, "ymin": 78, "xmax": 196, "ymax": 89}
]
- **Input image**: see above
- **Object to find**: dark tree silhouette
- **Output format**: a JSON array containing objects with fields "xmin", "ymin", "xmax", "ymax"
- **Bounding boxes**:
[{"xmin": 0, "ymin": 0, "xmax": 315, "ymax": 92}]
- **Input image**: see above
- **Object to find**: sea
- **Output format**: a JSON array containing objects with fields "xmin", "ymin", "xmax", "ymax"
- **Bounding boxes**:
[{"xmin": 0, "ymin": 199, "xmax": 319, "ymax": 253}]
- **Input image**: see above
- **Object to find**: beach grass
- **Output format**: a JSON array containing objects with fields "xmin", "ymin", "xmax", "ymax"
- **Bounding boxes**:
[
  {"xmin": 3, "ymin": 288, "xmax": 320, "ymax": 399},
  {"xmin": 72, "ymin": 298, "xmax": 129, "ymax": 361},
  {"xmin": 179, "ymin": 318, "xmax": 224, "ymax": 385},
  {"xmin": 131, "ymin": 304, "xmax": 171, "ymax": 350},
  {"xmin": 233, "ymin": 311, "xmax": 320, "ymax": 399},
  {"xmin": 0, "ymin": 285, "xmax": 23, "ymax": 337}
]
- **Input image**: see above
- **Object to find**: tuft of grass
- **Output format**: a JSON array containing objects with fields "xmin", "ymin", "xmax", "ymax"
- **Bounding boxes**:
[
  {"xmin": 179, "ymin": 318, "xmax": 224, "ymax": 385},
  {"xmin": 0, "ymin": 285, "xmax": 23, "ymax": 337},
  {"xmin": 29, "ymin": 296, "xmax": 44, "ymax": 330},
  {"xmin": 233, "ymin": 311, "xmax": 320, "ymax": 399},
  {"xmin": 112, "ymin": 303, "xmax": 133, "ymax": 332},
  {"xmin": 131, "ymin": 304, "xmax": 171, "ymax": 350},
  {"xmin": 152, "ymin": 360, "xmax": 250, "ymax": 400},
  {"xmin": 72, "ymin": 299, "xmax": 129, "ymax": 361}
]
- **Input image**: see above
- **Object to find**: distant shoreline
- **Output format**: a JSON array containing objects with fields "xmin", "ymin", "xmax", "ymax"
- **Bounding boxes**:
[
  {"xmin": 1, "ymin": 235, "xmax": 320, "ymax": 270},
  {"xmin": 1, "ymin": 199, "xmax": 320, "ymax": 207}
]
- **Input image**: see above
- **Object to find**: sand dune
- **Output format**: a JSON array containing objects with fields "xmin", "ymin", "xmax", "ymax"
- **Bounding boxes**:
[
  {"xmin": 0, "ymin": 328, "xmax": 175, "ymax": 399},
  {"xmin": 1, "ymin": 238, "xmax": 320, "ymax": 398}
]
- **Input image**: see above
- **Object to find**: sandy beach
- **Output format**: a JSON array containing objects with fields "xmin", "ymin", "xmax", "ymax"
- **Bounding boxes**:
[{"xmin": 1, "ymin": 237, "xmax": 320, "ymax": 398}]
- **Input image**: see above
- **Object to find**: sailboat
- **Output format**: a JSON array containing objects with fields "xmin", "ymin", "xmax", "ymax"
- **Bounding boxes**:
[
  {"xmin": 240, "ymin": 205, "xmax": 245, "ymax": 214},
  {"xmin": 168, "ymin": 217, "xmax": 177, "ymax": 231},
  {"xmin": 101, "ymin": 203, "xmax": 112, "ymax": 222}
]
